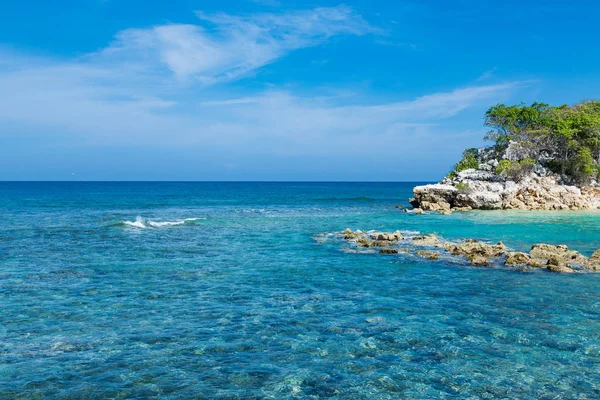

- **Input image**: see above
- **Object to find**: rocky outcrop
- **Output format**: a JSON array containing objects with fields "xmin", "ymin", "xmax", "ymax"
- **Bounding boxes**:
[
  {"xmin": 546, "ymin": 257, "xmax": 576, "ymax": 273},
  {"xmin": 410, "ymin": 145, "xmax": 600, "ymax": 211},
  {"xmin": 342, "ymin": 228, "xmax": 363, "ymax": 240},
  {"xmin": 415, "ymin": 250, "xmax": 440, "ymax": 260},
  {"xmin": 584, "ymin": 250, "xmax": 600, "ymax": 271},
  {"xmin": 444, "ymin": 240, "xmax": 506, "ymax": 258},
  {"xmin": 529, "ymin": 244, "xmax": 587, "ymax": 266},
  {"xmin": 370, "ymin": 232, "xmax": 403, "ymax": 241},
  {"xmin": 443, "ymin": 240, "xmax": 506, "ymax": 265},
  {"xmin": 336, "ymin": 228, "xmax": 600, "ymax": 274},
  {"xmin": 505, "ymin": 252, "xmax": 531, "ymax": 266},
  {"xmin": 469, "ymin": 256, "xmax": 489, "ymax": 266},
  {"xmin": 355, "ymin": 231, "xmax": 404, "ymax": 248},
  {"xmin": 412, "ymin": 234, "xmax": 441, "ymax": 246},
  {"xmin": 413, "ymin": 174, "xmax": 600, "ymax": 211},
  {"xmin": 411, "ymin": 185, "xmax": 455, "ymax": 211},
  {"xmin": 380, "ymin": 248, "xmax": 400, "ymax": 254}
]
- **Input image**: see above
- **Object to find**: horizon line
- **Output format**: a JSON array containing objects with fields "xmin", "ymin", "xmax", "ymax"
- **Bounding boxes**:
[{"xmin": 0, "ymin": 180, "xmax": 434, "ymax": 183}]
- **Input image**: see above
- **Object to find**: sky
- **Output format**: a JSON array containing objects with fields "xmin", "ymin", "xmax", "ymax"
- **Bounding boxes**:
[{"xmin": 1, "ymin": 0, "xmax": 599, "ymax": 181}]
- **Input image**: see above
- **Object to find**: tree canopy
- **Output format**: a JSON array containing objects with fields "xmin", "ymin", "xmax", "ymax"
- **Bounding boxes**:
[{"xmin": 483, "ymin": 100, "xmax": 600, "ymax": 183}]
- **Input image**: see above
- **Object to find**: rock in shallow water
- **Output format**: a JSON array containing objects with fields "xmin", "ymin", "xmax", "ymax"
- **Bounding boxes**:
[
  {"xmin": 415, "ymin": 250, "xmax": 440, "ymax": 260},
  {"xmin": 445, "ymin": 241, "xmax": 506, "ymax": 259},
  {"xmin": 335, "ymin": 228, "xmax": 600, "ymax": 274},
  {"xmin": 371, "ymin": 240, "xmax": 395, "ymax": 247},
  {"xmin": 412, "ymin": 234, "xmax": 440, "ymax": 246},
  {"xmin": 370, "ymin": 232, "xmax": 403, "ymax": 241},
  {"xmin": 505, "ymin": 252, "xmax": 531, "ymax": 266},
  {"xmin": 584, "ymin": 250, "xmax": 600, "ymax": 271},
  {"xmin": 342, "ymin": 228, "xmax": 363, "ymax": 240},
  {"xmin": 529, "ymin": 244, "xmax": 587, "ymax": 265},
  {"xmin": 469, "ymin": 255, "xmax": 490, "ymax": 266},
  {"xmin": 546, "ymin": 263, "xmax": 576, "ymax": 273},
  {"xmin": 379, "ymin": 249, "xmax": 399, "ymax": 254}
]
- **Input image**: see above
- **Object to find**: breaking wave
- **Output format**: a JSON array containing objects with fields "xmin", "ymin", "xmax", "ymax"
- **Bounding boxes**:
[{"xmin": 122, "ymin": 216, "xmax": 202, "ymax": 229}]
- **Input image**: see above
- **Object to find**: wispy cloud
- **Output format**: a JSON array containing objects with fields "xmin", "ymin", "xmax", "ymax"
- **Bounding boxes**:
[
  {"xmin": 95, "ymin": 5, "xmax": 375, "ymax": 84},
  {"xmin": 475, "ymin": 67, "xmax": 498, "ymax": 82},
  {"xmin": 0, "ymin": 50, "xmax": 525, "ymax": 152}
]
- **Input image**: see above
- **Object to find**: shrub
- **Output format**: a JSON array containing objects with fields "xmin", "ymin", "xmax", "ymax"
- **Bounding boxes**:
[
  {"xmin": 449, "ymin": 148, "xmax": 479, "ymax": 178},
  {"xmin": 494, "ymin": 159, "xmax": 513, "ymax": 175},
  {"xmin": 572, "ymin": 147, "xmax": 595, "ymax": 183},
  {"xmin": 546, "ymin": 149, "xmax": 595, "ymax": 184},
  {"xmin": 496, "ymin": 158, "xmax": 536, "ymax": 182}
]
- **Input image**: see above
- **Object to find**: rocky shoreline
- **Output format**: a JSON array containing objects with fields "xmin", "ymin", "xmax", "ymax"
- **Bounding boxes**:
[
  {"xmin": 338, "ymin": 228, "xmax": 600, "ymax": 274},
  {"xmin": 408, "ymin": 146, "xmax": 600, "ymax": 212}
]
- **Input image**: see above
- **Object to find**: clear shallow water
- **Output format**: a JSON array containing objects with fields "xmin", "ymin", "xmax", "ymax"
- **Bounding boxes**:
[{"xmin": 1, "ymin": 182, "xmax": 599, "ymax": 399}]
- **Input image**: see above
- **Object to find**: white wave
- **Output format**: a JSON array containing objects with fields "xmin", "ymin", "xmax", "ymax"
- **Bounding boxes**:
[
  {"xmin": 235, "ymin": 208, "xmax": 271, "ymax": 214},
  {"xmin": 123, "ymin": 216, "xmax": 202, "ymax": 229}
]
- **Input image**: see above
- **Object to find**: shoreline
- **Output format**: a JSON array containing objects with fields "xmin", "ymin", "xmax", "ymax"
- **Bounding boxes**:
[{"xmin": 408, "ymin": 169, "xmax": 600, "ymax": 214}]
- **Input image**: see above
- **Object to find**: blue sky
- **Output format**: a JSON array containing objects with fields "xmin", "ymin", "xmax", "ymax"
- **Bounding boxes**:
[{"xmin": 1, "ymin": 0, "xmax": 599, "ymax": 181}]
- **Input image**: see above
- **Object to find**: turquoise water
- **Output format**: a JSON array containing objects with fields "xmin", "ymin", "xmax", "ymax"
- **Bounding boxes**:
[{"xmin": 1, "ymin": 182, "xmax": 599, "ymax": 399}]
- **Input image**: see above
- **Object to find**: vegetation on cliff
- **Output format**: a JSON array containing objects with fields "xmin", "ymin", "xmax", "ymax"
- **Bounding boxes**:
[
  {"xmin": 481, "ymin": 100, "xmax": 600, "ymax": 184},
  {"xmin": 448, "ymin": 148, "xmax": 479, "ymax": 178}
]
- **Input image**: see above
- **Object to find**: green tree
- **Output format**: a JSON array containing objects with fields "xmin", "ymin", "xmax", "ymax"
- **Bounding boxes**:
[
  {"xmin": 482, "ymin": 100, "xmax": 600, "ymax": 184},
  {"xmin": 484, "ymin": 102, "xmax": 552, "ymax": 148}
]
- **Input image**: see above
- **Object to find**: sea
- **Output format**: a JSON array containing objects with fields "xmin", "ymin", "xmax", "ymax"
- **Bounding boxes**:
[{"xmin": 1, "ymin": 182, "xmax": 599, "ymax": 399}]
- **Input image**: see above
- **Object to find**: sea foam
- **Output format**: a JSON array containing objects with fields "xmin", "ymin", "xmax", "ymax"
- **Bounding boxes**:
[{"xmin": 123, "ymin": 216, "xmax": 201, "ymax": 229}]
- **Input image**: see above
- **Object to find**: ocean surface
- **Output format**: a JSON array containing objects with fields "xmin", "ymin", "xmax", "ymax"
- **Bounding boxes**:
[{"xmin": 1, "ymin": 182, "xmax": 599, "ymax": 399}]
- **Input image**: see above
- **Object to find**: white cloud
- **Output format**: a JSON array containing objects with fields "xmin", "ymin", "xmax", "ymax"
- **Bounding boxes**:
[
  {"xmin": 0, "ymin": 6, "xmax": 530, "ymax": 179},
  {"xmin": 0, "ymin": 54, "xmax": 525, "ymax": 153},
  {"xmin": 94, "ymin": 5, "xmax": 375, "ymax": 84}
]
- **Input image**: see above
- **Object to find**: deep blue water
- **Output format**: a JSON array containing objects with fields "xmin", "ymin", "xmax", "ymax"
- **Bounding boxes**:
[{"xmin": 1, "ymin": 182, "xmax": 599, "ymax": 399}]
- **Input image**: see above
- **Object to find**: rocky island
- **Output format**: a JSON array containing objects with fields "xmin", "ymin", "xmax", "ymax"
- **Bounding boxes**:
[
  {"xmin": 323, "ymin": 101, "xmax": 600, "ymax": 274},
  {"xmin": 409, "ymin": 101, "xmax": 600, "ymax": 211}
]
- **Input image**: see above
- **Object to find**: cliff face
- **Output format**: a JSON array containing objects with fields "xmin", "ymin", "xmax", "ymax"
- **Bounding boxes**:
[{"xmin": 411, "ymin": 145, "xmax": 600, "ymax": 211}]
